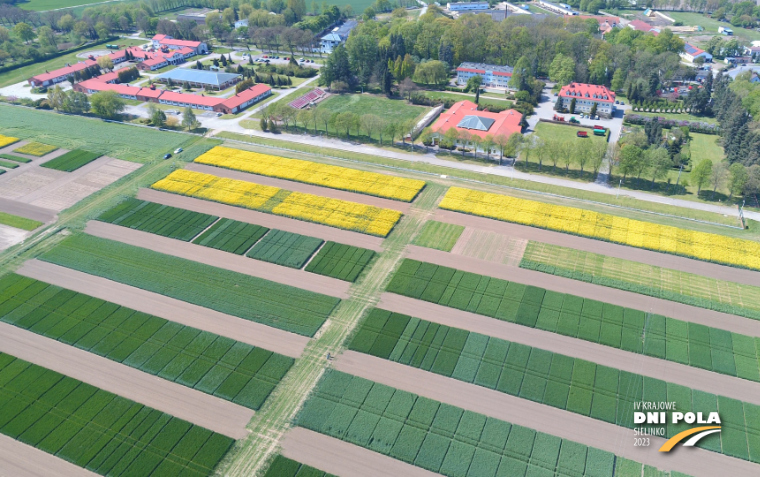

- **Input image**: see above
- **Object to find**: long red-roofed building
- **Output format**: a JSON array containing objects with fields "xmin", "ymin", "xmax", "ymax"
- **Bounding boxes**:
[
  {"xmin": 558, "ymin": 82, "xmax": 616, "ymax": 117},
  {"xmin": 431, "ymin": 100, "xmax": 522, "ymax": 152},
  {"xmin": 151, "ymin": 34, "xmax": 208, "ymax": 55},
  {"xmin": 28, "ymin": 60, "xmax": 99, "ymax": 87}
]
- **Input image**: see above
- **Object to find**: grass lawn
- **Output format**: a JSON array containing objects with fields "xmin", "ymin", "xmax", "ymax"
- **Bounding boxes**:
[
  {"xmin": 689, "ymin": 132, "xmax": 724, "ymax": 163},
  {"xmin": 668, "ymin": 11, "xmax": 760, "ymax": 43},
  {"xmin": 0, "ymin": 38, "xmax": 146, "ymax": 88},
  {"xmin": 628, "ymin": 110, "xmax": 718, "ymax": 125},
  {"xmin": 412, "ymin": 220, "xmax": 465, "ymax": 251},
  {"xmin": 420, "ymin": 90, "xmax": 514, "ymax": 110},
  {"xmin": 316, "ymin": 93, "xmax": 429, "ymax": 129},
  {"xmin": 18, "ymin": 0, "xmax": 116, "ymax": 10},
  {"xmin": 0, "ymin": 212, "xmax": 43, "ymax": 230}
]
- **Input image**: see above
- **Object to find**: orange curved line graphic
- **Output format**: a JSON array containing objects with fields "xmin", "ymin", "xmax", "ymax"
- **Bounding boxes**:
[{"xmin": 658, "ymin": 426, "xmax": 721, "ymax": 452}]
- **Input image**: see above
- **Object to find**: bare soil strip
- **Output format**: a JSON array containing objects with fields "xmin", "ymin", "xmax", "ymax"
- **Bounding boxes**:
[
  {"xmin": 451, "ymin": 229, "xmax": 528, "ymax": 266},
  {"xmin": 187, "ymin": 163, "xmax": 412, "ymax": 213},
  {"xmin": 434, "ymin": 209, "xmax": 760, "ymax": 287},
  {"xmin": 280, "ymin": 427, "xmax": 441, "ymax": 477},
  {"xmin": 85, "ymin": 221, "xmax": 350, "ymax": 299},
  {"xmin": 0, "ymin": 197, "xmax": 56, "ymax": 223},
  {"xmin": 0, "ymin": 148, "xmax": 69, "ymax": 187},
  {"xmin": 137, "ymin": 189, "xmax": 385, "ymax": 252},
  {"xmin": 448, "ymin": 226, "xmax": 473, "ymax": 255},
  {"xmin": 0, "ymin": 434, "xmax": 96, "ymax": 477},
  {"xmin": 333, "ymin": 351, "xmax": 756, "ymax": 477},
  {"xmin": 406, "ymin": 245, "xmax": 760, "ymax": 338},
  {"xmin": 378, "ymin": 293, "xmax": 760, "ymax": 406},
  {"xmin": 18, "ymin": 260, "xmax": 308, "ymax": 359},
  {"xmin": 0, "ymin": 321, "xmax": 252, "ymax": 439}
]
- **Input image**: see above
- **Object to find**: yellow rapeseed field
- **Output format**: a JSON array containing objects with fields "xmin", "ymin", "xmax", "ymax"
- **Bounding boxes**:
[
  {"xmin": 439, "ymin": 187, "xmax": 760, "ymax": 271},
  {"xmin": 13, "ymin": 142, "xmax": 58, "ymax": 156},
  {"xmin": 194, "ymin": 146, "xmax": 425, "ymax": 202},
  {"xmin": 0, "ymin": 135, "xmax": 19, "ymax": 148},
  {"xmin": 152, "ymin": 169, "xmax": 402, "ymax": 237}
]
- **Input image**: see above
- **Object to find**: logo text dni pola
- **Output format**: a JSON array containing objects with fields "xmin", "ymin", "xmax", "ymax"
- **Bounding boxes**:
[{"xmin": 632, "ymin": 401, "xmax": 721, "ymax": 452}]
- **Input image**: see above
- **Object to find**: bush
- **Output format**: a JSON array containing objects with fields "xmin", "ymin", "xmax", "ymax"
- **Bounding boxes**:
[{"xmin": 623, "ymin": 114, "xmax": 719, "ymax": 135}]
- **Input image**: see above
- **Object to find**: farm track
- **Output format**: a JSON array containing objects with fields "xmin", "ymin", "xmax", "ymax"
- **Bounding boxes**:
[
  {"xmin": 0, "ymin": 433, "xmax": 97, "ymax": 477},
  {"xmin": 17, "ymin": 260, "xmax": 309, "ymax": 359},
  {"xmin": 0, "ymin": 321, "xmax": 253, "ymax": 439},
  {"xmin": 377, "ymin": 293, "xmax": 760, "ymax": 406},
  {"xmin": 332, "ymin": 351, "xmax": 757, "ymax": 477},
  {"xmin": 405, "ymin": 245, "xmax": 760, "ymax": 338},
  {"xmin": 434, "ymin": 209, "xmax": 760, "ymax": 287},
  {"xmin": 137, "ymin": 188, "xmax": 385, "ymax": 251},
  {"xmin": 84, "ymin": 221, "xmax": 351, "ymax": 299},
  {"xmin": 187, "ymin": 163, "xmax": 413, "ymax": 213},
  {"xmin": 0, "ymin": 197, "xmax": 56, "ymax": 223},
  {"xmin": 280, "ymin": 427, "xmax": 441, "ymax": 477},
  {"xmin": 218, "ymin": 183, "xmax": 448, "ymax": 476}
]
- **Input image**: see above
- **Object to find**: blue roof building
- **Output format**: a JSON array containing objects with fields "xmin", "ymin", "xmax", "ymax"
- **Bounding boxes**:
[{"xmin": 154, "ymin": 69, "xmax": 241, "ymax": 90}]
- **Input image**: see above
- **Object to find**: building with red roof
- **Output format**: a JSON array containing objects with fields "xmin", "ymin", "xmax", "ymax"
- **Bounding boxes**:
[
  {"xmin": 430, "ymin": 100, "xmax": 522, "ymax": 152},
  {"xmin": 72, "ymin": 79, "xmax": 141, "ymax": 99},
  {"xmin": 217, "ymin": 84, "xmax": 273, "ymax": 114},
  {"xmin": 158, "ymin": 90, "xmax": 223, "ymax": 110},
  {"xmin": 558, "ymin": 82, "xmax": 616, "ymax": 117},
  {"xmin": 151, "ymin": 34, "xmax": 208, "ymax": 55},
  {"xmin": 94, "ymin": 71, "xmax": 119, "ymax": 84},
  {"xmin": 28, "ymin": 60, "xmax": 99, "ymax": 87}
]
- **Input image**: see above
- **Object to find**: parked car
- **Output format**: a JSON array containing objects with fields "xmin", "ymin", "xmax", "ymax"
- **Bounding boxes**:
[
  {"xmin": 174, "ymin": 148, "xmax": 183, "ymax": 154},
  {"xmin": 577, "ymin": 131, "xmax": 588, "ymax": 137},
  {"xmin": 216, "ymin": 112, "xmax": 223, "ymax": 117},
  {"xmin": 163, "ymin": 153, "xmax": 172, "ymax": 160}
]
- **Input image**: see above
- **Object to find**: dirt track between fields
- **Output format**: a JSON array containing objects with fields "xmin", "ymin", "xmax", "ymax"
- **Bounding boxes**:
[
  {"xmin": 405, "ymin": 245, "xmax": 760, "ymax": 338},
  {"xmin": 435, "ymin": 209, "xmax": 760, "ymax": 287},
  {"xmin": 0, "ymin": 322, "xmax": 252, "ymax": 439},
  {"xmin": 137, "ymin": 188, "xmax": 385, "ymax": 251},
  {"xmin": 187, "ymin": 163, "xmax": 412, "ymax": 213},
  {"xmin": 334, "ymin": 351, "xmax": 758, "ymax": 477},
  {"xmin": 378, "ymin": 293, "xmax": 760, "ymax": 406},
  {"xmin": 0, "ymin": 433, "xmax": 97, "ymax": 477},
  {"xmin": 85, "ymin": 221, "xmax": 350, "ymax": 299},
  {"xmin": 18, "ymin": 260, "xmax": 308, "ymax": 359},
  {"xmin": 0, "ymin": 197, "xmax": 55, "ymax": 223},
  {"xmin": 280, "ymin": 427, "xmax": 441, "ymax": 477}
]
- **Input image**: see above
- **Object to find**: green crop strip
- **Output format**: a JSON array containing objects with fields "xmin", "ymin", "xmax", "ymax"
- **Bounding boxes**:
[
  {"xmin": 0, "ymin": 212, "xmax": 42, "ymax": 231},
  {"xmin": 193, "ymin": 218, "xmax": 269, "ymax": 255},
  {"xmin": 246, "ymin": 230, "xmax": 324, "ymax": 269},
  {"xmin": 349, "ymin": 309, "xmax": 760, "ymax": 461},
  {"xmin": 40, "ymin": 235, "xmax": 340, "ymax": 337},
  {"xmin": 262, "ymin": 455, "xmax": 336, "ymax": 477},
  {"xmin": 0, "ymin": 352, "xmax": 234, "ymax": 476},
  {"xmin": 412, "ymin": 221, "xmax": 465, "ymax": 252},
  {"xmin": 0, "ymin": 159, "xmax": 18, "ymax": 169},
  {"xmin": 40, "ymin": 149, "xmax": 101, "ymax": 172},
  {"xmin": 387, "ymin": 259, "xmax": 760, "ymax": 383},
  {"xmin": 520, "ymin": 241, "xmax": 760, "ymax": 321},
  {"xmin": 0, "ymin": 274, "xmax": 294, "ymax": 410},
  {"xmin": 305, "ymin": 242, "xmax": 376, "ymax": 283},
  {"xmin": 295, "ymin": 370, "xmax": 690, "ymax": 477},
  {"xmin": 0, "ymin": 153, "xmax": 31, "ymax": 163}
]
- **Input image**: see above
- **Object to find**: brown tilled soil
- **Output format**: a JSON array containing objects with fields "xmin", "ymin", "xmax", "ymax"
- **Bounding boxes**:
[
  {"xmin": 434, "ymin": 209, "xmax": 760, "ymax": 287},
  {"xmin": 187, "ymin": 163, "xmax": 412, "ymax": 213},
  {"xmin": 280, "ymin": 427, "xmax": 440, "ymax": 477},
  {"xmin": 85, "ymin": 221, "xmax": 350, "ymax": 299},
  {"xmin": 405, "ymin": 245, "xmax": 760, "ymax": 339},
  {"xmin": 0, "ymin": 197, "xmax": 55, "ymax": 223},
  {"xmin": 0, "ymin": 433, "xmax": 96, "ymax": 477},
  {"xmin": 333, "ymin": 351, "xmax": 757, "ymax": 477},
  {"xmin": 137, "ymin": 189, "xmax": 385, "ymax": 251},
  {"xmin": 0, "ymin": 321, "xmax": 252, "ymax": 439},
  {"xmin": 377, "ymin": 293, "xmax": 760, "ymax": 406},
  {"xmin": 18, "ymin": 260, "xmax": 308, "ymax": 359}
]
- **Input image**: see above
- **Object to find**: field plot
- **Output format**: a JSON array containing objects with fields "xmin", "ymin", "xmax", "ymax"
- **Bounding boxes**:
[
  {"xmin": 0, "ymin": 135, "xmax": 19, "ymax": 148},
  {"xmin": 450, "ymin": 228, "xmax": 529, "ymax": 266},
  {"xmin": 247, "ymin": 230, "xmax": 323, "ymax": 268},
  {"xmin": 0, "ymin": 352, "xmax": 234, "ymax": 476},
  {"xmin": 0, "ymin": 274, "xmax": 294, "ymax": 410},
  {"xmin": 193, "ymin": 218, "xmax": 269, "ymax": 254},
  {"xmin": 0, "ymin": 159, "xmax": 18, "ymax": 170},
  {"xmin": 40, "ymin": 234, "xmax": 341, "ymax": 337},
  {"xmin": 97, "ymin": 198, "xmax": 218, "ymax": 242},
  {"xmin": 296, "ymin": 370, "xmax": 676, "ymax": 477},
  {"xmin": 387, "ymin": 259, "xmax": 760, "ymax": 383},
  {"xmin": 263, "ymin": 455, "xmax": 335, "ymax": 477},
  {"xmin": 152, "ymin": 169, "xmax": 402, "ymax": 237},
  {"xmin": 41, "ymin": 150, "xmax": 101, "ymax": 172},
  {"xmin": 0, "ymin": 153, "xmax": 31, "ymax": 163},
  {"xmin": 521, "ymin": 241, "xmax": 760, "ymax": 321},
  {"xmin": 347, "ymin": 309, "xmax": 756, "ymax": 456},
  {"xmin": 439, "ymin": 187, "xmax": 760, "ymax": 271},
  {"xmin": 306, "ymin": 242, "xmax": 376, "ymax": 283},
  {"xmin": 0, "ymin": 212, "xmax": 42, "ymax": 231},
  {"xmin": 13, "ymin": 142, "xmax": 58, "ymax": 157},
  {"xmin": 195, "ymin": 146, "xmax": 425, "ymax": 202},
  {"xmin": 412, "ymin": 221, "xmax": 464, "ymax": 252}
]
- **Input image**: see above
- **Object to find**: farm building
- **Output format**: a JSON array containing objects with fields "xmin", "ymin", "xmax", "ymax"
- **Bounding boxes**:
[
  {"xmin": 107, "ymin": 45, "xmax": 198, "ymax": 71},
  {"xmin": 538, "ymin": 1, "xmax": 578, "ymax": 15},
  {"xmin": 28, "ymin": 60, "xmax": 99, "ymax": 87},
  {"xmin": 680, "ymin": 43, "xmax": 713, "ymax": 63},
  {"xmin": 446, "ymin": 2, "xmax": 489, "ymax": 11},
  {"xmin": 430, "ymin": 100, "xmax": 523, "ymax": 152},
  {"xmin": 217, "ymin": 84, "xmax": 273, "ymax": 114},
  {"xmin": 151, "ymin": 34, "xmax": 208, "ymax": 55},
  {"xmin": 154, "ymin": 69, "xmax": 241, "ymax": 90},
  {"xmin": 558, "ymin": 82, "xmax": 616, "ymax": 117},
  {"xmin": 73, "ymin": 80, "xmax": 140, "ymax": 99},
  {"xmin": 627, "ymin": 19, "xmax": 659, "ymax": 35},
  {"xmin": 319, "ymin": 20, "xmax": 357, "ymax": 54},
  {"xmin": 456, "ymin": 62, "xmax": 513, "ymax": 89}
]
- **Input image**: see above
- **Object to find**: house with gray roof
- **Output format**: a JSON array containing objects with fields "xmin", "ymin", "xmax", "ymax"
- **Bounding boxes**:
[{"xmin": 319, "ymin": 20, "xmax": 358, "ymax": 54}]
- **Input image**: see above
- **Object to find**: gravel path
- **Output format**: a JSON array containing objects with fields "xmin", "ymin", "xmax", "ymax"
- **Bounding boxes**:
[
  {"xmin": 187, "ymin": 163, "xmax": 412, "ymax": 213},
  {"xmin": 406, "ymin": 245, "xmax": 760, "ymax": 338},
  {"xmin": 137, "ymin": 188, "xmax": 385, "ymax": 251},
  {"xmin": 0, "ymin": 434, "xmax": 96, "ymax": 477},
  {"xmin": 435, "ymin": 209, "xmax": 760, "ymax": 287},
  {"xmin": 18, "ymin": 260, "xmax": 308, "ymax": 359},
  {"xmin": 333, "ymin": 351, "xmax": 758, "ymax": 477},
  {"xmin": 85, "ymin": 221, "xmax": 351, "ymax": 299},
  {"xmin": 280, "ymin": 427, "xmax": 441, "ymax": 477},
  {"xmin": 377, "ymin": 293, "xmax": 760, "ymax": 406},
  {"xmin": 0, "ymin": 322, "xmax": 253, "ymax": 439}
]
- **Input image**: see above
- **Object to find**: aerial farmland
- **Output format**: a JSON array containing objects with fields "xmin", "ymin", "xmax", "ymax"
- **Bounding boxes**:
[{"xmin": 2, "ymin": 106, "xmax": 760, "ymax": 477}]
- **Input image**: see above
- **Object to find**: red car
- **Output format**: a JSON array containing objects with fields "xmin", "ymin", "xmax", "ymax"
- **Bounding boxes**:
[{"xmin": 577, "ymin": 131, "xmax": 588, "ymax": 138}]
